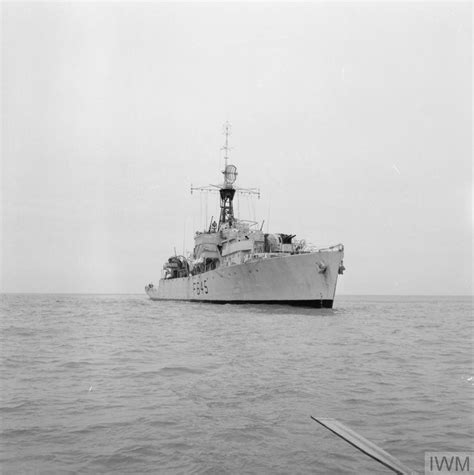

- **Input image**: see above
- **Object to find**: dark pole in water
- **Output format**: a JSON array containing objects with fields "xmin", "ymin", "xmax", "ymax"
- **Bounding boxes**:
[{"xmin": 310, "ymin": 417, "xmax": 417, "ymax": 475}]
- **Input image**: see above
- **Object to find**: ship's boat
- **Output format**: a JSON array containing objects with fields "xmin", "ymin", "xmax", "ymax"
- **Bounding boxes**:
[{"xmin": 145, "ymin": 123, "xmax": 345, "ymax": 308}]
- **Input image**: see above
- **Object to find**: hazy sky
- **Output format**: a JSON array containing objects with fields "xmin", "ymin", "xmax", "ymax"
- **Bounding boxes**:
[{"xmin": 1, "ymin": 2, "xmax": 472, "ymax": 294}]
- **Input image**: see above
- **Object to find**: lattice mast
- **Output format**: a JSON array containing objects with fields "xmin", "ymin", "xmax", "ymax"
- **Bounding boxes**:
[
  {"xmin": 190, "ymin": 122, "xmax": 260, "ymax": 230},
  {"xmin": 219, "ymin": 122, "xmax": 237, "ymax": 228}
]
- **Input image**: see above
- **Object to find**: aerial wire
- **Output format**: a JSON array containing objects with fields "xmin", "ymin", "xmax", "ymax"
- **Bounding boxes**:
[
  {"xmin": 266, "ymin": 191, "xmax": 271, "ymax": 233},
  {"xmin": 200, "ymin": 193, "xmax": 203, "ymax": 230},
  {"xmin": 182, "ymin": 220, "xmax": 186, "ymax": 255},
  {"xmin": 205, "ymin": 192, "xmax": 208, "ymax": 230}
]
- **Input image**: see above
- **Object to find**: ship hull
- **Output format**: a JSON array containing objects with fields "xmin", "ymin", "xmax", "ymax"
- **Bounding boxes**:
[{"xmin": 146, "ymin": 250, "xmax": 343, "ymax": 308}]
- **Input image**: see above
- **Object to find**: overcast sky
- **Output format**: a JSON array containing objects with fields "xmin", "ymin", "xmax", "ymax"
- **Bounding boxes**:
[{"xmin": 1, "ymin": 2, "xmax": 472, "ymax": 294}]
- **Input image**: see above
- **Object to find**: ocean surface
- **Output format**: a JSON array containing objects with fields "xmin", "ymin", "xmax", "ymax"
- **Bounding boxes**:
[{"xmin": 0, "ymin": 294, "xmax": 472, "ymax": 474}]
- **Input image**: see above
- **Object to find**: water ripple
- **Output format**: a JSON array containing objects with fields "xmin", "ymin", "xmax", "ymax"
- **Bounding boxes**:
[{"xmin": 0, "ymin": 294, "xmax": 472, "ymax": 473}]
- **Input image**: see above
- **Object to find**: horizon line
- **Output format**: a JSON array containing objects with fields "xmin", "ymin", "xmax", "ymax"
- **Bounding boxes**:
[{"xmin": 1, "ymin": 292, "xmax": 473, "ymax": 297}]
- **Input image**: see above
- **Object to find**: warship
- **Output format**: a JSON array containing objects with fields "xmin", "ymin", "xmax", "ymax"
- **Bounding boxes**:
[{"xmin": 145, "ymin": 124, "xmax": 345, "ymax": 308}]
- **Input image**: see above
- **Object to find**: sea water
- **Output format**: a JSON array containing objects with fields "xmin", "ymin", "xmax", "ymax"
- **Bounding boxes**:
[{"xmin": 0, "ymin": 294, "xmax": 472, "ymax": 474}]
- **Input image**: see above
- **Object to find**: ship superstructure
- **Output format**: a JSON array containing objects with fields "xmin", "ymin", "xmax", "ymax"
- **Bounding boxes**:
[{"xmin": 145, "ymin": 123, "xmax": 345, "ymax": 308}]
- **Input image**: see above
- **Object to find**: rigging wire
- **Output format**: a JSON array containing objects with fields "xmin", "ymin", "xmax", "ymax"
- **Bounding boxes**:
[
  {"xmin": 200, "ymin": 193, "xmax": 203, "ymax": 231},
  {"xmin": 205, "ymin": 192, "xmax": 208, "ymax": 230},
  {"xmin": 266, "ymin": 192, "xmax": 271, "ymax": 233},
  {"xmin": 182, "ymin": 220, "xmax": 186, "ymax": 255}
]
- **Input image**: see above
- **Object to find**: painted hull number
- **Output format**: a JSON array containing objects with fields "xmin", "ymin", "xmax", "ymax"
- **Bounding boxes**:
[{"xmin": 192, "ymin": 278, "xmax": 208, "ymax": 296}]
